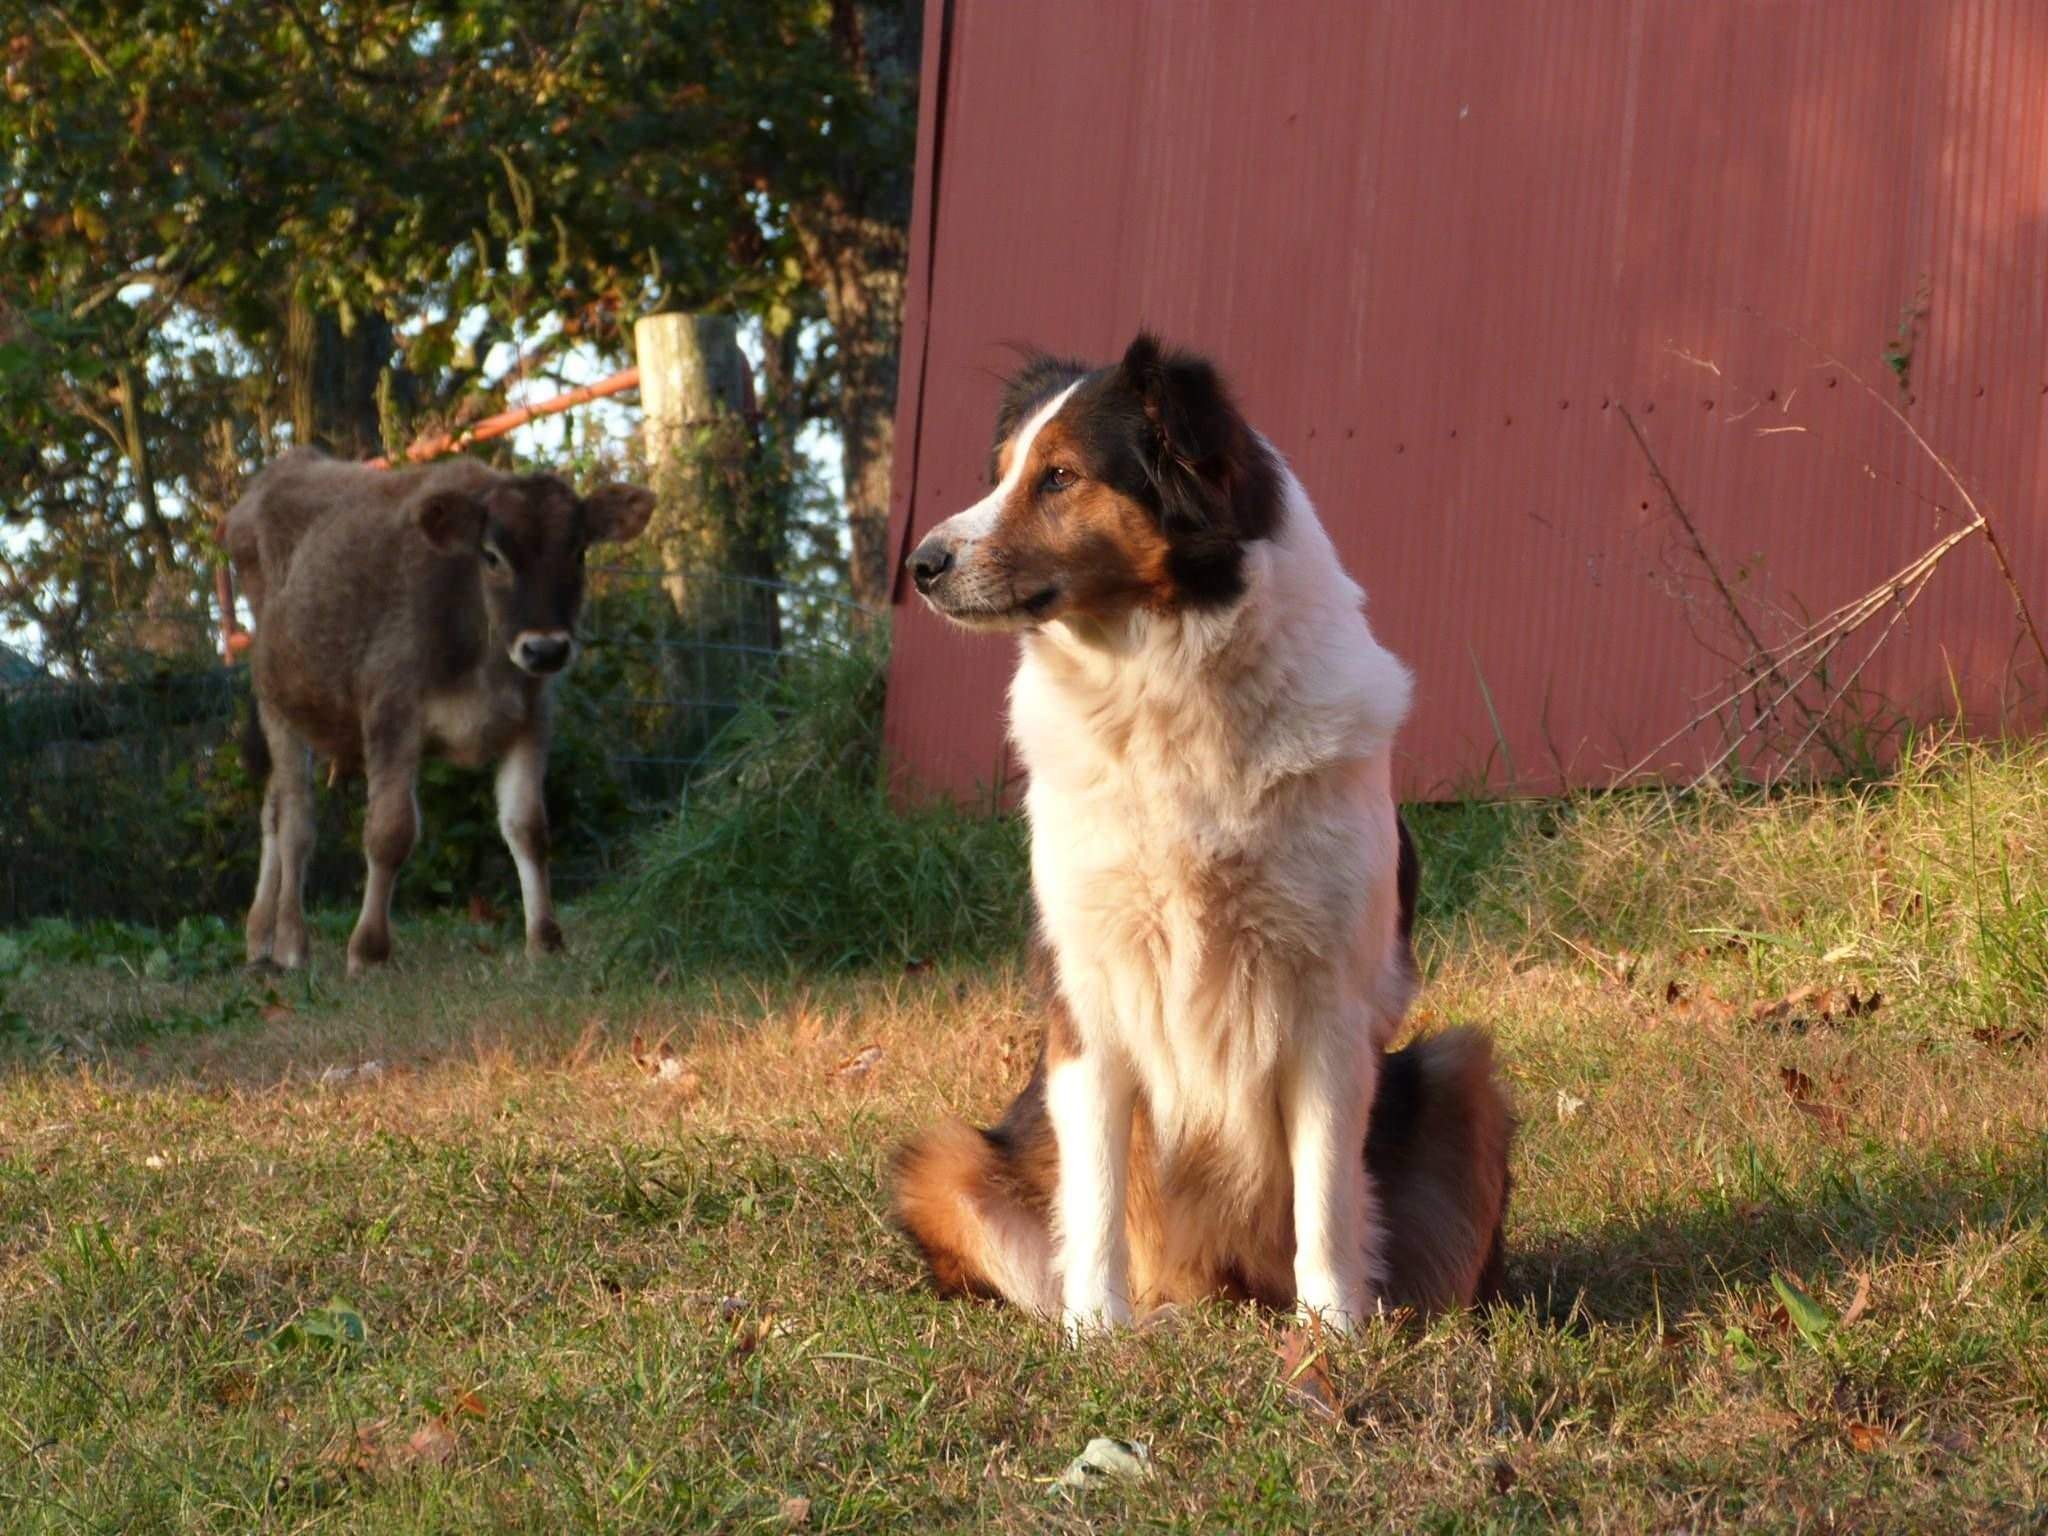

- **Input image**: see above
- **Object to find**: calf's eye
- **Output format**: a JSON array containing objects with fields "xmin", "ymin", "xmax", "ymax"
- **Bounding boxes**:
[{"xmin": 481, "ymin": 545, "xmax": 505, "ymax": 571}]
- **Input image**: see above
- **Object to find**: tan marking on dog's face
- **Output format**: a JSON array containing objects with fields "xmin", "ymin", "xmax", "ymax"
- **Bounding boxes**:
[{"xmin": 909, "ymin": 384, "xmax": 1175, "ymax": 629}]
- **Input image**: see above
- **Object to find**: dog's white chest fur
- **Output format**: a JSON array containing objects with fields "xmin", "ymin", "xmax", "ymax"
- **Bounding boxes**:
[{"xmin": 1010, "ymin": 476, "xmax": 1414, "ymax": 1161}]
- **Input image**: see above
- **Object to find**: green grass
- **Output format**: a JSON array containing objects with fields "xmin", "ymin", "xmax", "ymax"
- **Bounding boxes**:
[
  {"xmin": 2, "ymin": 733, "xmax": 2046, "ymax": 1531},
  {"xmin": 604, "ymin": 639, "xmax": 1029, "ymax": 977}
]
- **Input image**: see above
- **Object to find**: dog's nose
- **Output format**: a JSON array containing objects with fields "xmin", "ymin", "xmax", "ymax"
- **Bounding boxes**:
[
  {"xmin": 907, "ymin": 539, "xmax": 954, "ymax": 594},
  {"xmin": 517, "ymin": 634, "xmax": 572, "ymax": 674}
]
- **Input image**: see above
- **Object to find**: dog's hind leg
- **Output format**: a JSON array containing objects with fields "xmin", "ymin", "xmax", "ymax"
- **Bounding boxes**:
[{"xmin": 893, "ymin": 1119, "xmax": 1058, "ymax": 1315}]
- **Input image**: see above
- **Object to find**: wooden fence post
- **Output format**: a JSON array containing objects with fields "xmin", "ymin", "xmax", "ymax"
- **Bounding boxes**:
[{"xmin": 632, "ymin": 314, "xmax": 779, "ymax": 741}]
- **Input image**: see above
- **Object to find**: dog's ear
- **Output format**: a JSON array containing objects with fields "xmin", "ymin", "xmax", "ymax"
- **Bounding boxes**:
[{"xmin": 1117, "ymin": 332, "xmax": 1243, "ymax": 535}]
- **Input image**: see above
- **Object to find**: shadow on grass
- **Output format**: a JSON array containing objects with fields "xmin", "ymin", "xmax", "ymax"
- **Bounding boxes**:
[{"xmin": 1507, "ymin": 1142, "xmax": 2047, "ymax": 1326}]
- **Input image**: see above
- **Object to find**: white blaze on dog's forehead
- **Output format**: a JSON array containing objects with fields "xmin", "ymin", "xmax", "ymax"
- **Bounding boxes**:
[{"xmin": 941, "ymin": 381, "xmax": 1081, "ymax": 540}]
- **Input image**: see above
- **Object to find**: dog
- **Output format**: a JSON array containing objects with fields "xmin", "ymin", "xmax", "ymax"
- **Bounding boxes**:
[{"xmin": 894, "ymin": 334, "xmax": 1511, "ymax": 1335}]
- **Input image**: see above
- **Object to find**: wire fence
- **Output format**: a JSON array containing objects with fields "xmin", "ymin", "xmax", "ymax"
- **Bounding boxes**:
[{"xmin": 0, "ymin": 566, "xmax": 868, "ymax": 929}]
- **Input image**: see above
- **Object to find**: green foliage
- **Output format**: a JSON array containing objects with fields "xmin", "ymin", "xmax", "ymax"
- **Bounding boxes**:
[
  {"xmin": 3, "ymin": 0, "xmax": 918, "ymax": 667},
  {"xmin": 607, "ymin": 634, "xmax": 1031, "ymax": 976}
]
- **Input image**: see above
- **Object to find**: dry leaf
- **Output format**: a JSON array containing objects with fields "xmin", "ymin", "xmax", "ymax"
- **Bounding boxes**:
[
  {"xmin": 449, "ymin": 1389, "xmax": 488, "ymax": 1420},
  {"xmin": 1779, "ymin": 1065, "xmax": 1816, "ymax": 1102},
  {"xmin": 1796, "ymin": 1100, "xmax": 1849, "ymax": 1135},
  {"xmin": 1555, "ymin": 1088, "xmax": 1586, "ymax": 1121},
  {"xmin": 1839, "ymin": 1274, "xmax": 1871, "ymax": 1329},
  {"xmin": 830, "ymin": 1043, "xmax": 885, "ymax": 1080},
  {"xmin": 317, "ymin": 1060, "xmax": 387, "ymax": 1089},
  {"xmin": 1275, "ymin": 1326, "xmax": 1339, "ymax": 1420},
  {"xmin": 629, "ymin": 1034, "xmax": 693, "ymax": 1088},
  {"xmin": 209, "ymin": 1369, "xmax": 258, "ymax": 1408},
  {"xmin": 399, "ymin": 1419, "xmax": 458, "ymax": 1468},
  {"xmin": 1844, "ymin": 1421, "xmax": 1888, "ymax": 1453},
  {"xmin": 1050, "ymin": 1438, "xmax": 1153, "ymax": 1495},
  {"xmin": 778, "ymin": 1495, "xmax": 812, "ymax": 1527},
  {"xmin": 1666, "ymin": 978, "xmax": 1736, "ymax": 1024}
]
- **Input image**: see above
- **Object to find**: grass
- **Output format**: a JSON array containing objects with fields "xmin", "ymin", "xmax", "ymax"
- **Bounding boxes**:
[{"xmin": 2, "ymin": 733, "xmax": 2046, "ymax": 1531}]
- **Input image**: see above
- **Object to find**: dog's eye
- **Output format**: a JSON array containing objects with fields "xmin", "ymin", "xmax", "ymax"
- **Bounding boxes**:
[{"xmin": 1039, "ymin": 465, "xmax": 1077, "ymax": 494}]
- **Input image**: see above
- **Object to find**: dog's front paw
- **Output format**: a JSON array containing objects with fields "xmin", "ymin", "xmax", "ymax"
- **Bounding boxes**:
[
  {"xmin": 1293, "ymin": 1274, "xmax": 1371, "ymax": 1336},
  {"xmin": 1061, "ymin": 1296, "xmax": 1134, "ymax": 1346}
]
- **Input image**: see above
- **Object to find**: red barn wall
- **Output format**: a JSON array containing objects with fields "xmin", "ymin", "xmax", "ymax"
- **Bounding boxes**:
[{"xmin": 883, "ymin": 0, "xmax": 2048, "ymax": 800}]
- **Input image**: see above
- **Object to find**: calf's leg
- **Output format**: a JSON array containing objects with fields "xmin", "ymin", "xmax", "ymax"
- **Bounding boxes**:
[
  {"xmin": 247, "ymin": 701, "xmax": 316, "ymax": 969},
  {"xmin": 348, "ymin": 717, "xmax": 420, "ymax": 976},
  {"xmin": 495, "ymin": 732, "xmax": 563, "ymax": 956}
]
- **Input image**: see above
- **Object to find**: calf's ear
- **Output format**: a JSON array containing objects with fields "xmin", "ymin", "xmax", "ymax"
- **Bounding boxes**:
[
  {"xmin": 416, "ymin": 488, "xmax": 485, "ymax": 553},
  {"xmin": 584, "ymin": 483, "xmax": 656, "ymax": 544}
]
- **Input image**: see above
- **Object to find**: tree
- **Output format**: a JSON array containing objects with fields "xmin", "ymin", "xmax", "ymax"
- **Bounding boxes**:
[{"xmin": 1, "ymin": 0, "xmax": 921, "ymax": 669}]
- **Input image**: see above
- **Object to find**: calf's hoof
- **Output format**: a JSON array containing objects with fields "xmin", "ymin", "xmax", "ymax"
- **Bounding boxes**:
[{"xmin": 346, "ymin": 932, "xmax": 391, "ymax": 978}]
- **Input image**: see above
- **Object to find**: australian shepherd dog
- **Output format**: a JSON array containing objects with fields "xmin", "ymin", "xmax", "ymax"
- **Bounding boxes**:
[{"xmin": 894, "ymin": 334, "xmax": 1511, "ymax": 1337}]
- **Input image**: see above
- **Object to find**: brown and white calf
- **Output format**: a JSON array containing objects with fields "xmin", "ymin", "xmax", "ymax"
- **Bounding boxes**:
[{"xmin": 225, "ymin": 448, "xmax": 653, "ymax": 975}]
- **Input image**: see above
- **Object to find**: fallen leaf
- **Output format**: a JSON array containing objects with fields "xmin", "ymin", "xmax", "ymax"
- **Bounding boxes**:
[
  {"xmin": 1844, "ymin": 1421, "xmax": 1888, "ymax": 1453},
  {"xmin": 1796, "ymin": 1100, "xmax": 1849, "ymax": 1135},
  {"xmin": 317, "ymin": 1060, "xmax": 387, "ymax": 1089},
  {"xmin": 778, "ymin": 1495, "xmax": 812, "ymax": 1527},
  {"xmin": 629, "ymin": 1034, "xmax": 693, "ymax": 1087},
  {"xmin": 1779, "ymin": 1065, "xmax": 1816, "ymax": 1102},
  {"xmin": 1666, "ymin": 978, "xmax": 1736, "ymax": 1024},
  {"xmin": 830, "ymin": 1043, "xmax": 885, "ymax": 1080},
  {"xmin": 1554, "ymin": 1088, "xmax": 1586, "ymax": 1121},
  {"xmin": 1820, "ymin": 942, "xmax": 1862, "ymax": 965},
  {"xmin": 1276, "ymin": 1327, "xmax": 1339, "ymax": 1420},
  {"xmin": 143, "ymin": 1153, "xmax": 168, "ymax": 1170},
  {"xmin": 209, "ymin": 1369, "xmax": 258, "ymax": 1408},
  {"xmin": 448, "ymin": 1389, "xmax": 488, "ymax": 1420},
  {"xmin": 1972, "ymin": 1020, "xmax": 2036, "ymax": 1050},
  {"xmin": 1771, "ymin": 1272, "xmax": 1835, "ymax": 1350},
  {"xmin": 1050, "ymin": 1437, "xmax": 1152, "ymax": 1495},
  {"xmin": 398, "ymin": 1419, "xmax": 458, "ymax": 1468},
  {"xmin": 1838, "ymin": 1274, "xmax": 1871, "ymax": 1329}
]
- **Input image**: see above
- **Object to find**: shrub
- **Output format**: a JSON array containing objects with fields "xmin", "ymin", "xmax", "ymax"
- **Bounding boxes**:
[{"xmin": 605, "ymin": 633, "xmax": 1030, "ymax": 976}]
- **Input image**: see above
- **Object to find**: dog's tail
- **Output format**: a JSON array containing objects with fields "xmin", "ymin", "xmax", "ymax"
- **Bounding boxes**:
[
  {"xmin": 1370, "ymin": 1025, "xmax": 1514, "ymax": 1313},
  {"xmin": 893, "ymin": 1118, "xmax": 1060, "ymax": 1316}
]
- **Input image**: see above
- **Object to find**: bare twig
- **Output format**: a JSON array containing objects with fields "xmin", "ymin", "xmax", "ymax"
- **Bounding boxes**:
[
  {"xmin": 1618, "ymin": 518, "xmax": 1983, "ymax": 785},
  {"xmin": 1742, "ymin": 307, "xmax": 2048, "ymax": 678}
]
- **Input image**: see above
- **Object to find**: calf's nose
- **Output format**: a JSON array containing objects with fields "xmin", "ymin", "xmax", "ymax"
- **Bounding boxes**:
[
  {"xmin": 907, "ymin": 538, "xmax": 954, "ymax": 594},
  {"xmin": 515, "ymin": 633, "xmax": 573, "ymax": 674}
]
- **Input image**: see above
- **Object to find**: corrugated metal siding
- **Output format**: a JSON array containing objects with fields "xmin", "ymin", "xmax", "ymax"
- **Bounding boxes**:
[{"xmin": 883, "ymin": 0, "xmax": 2048, "ymax": 798}]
